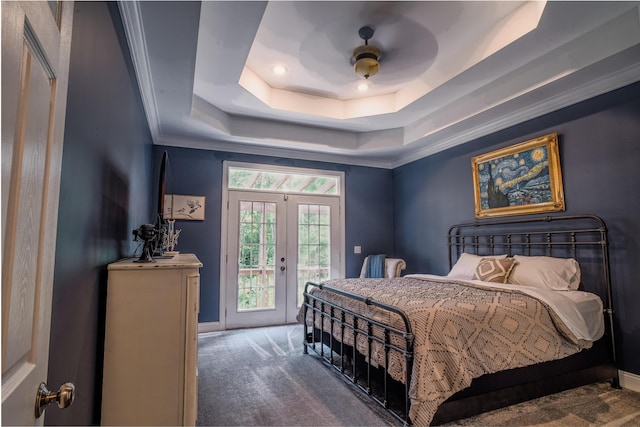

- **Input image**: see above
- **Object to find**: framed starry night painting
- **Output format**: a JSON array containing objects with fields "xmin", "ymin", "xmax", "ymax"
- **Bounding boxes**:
[{"xmin": 471, "ymin": 133, "xmax": 565, "ymax": 219}]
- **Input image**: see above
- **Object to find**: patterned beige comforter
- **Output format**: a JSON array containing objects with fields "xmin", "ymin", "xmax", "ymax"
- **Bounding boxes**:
[{"xmin": 298, "ymin": 276, "xmax": 592, "ymax": 426}]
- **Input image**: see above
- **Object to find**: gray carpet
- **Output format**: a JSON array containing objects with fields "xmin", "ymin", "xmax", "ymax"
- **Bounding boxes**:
[
  {"xmin": 197, "ymin": 324, "xmax": 640, "ymax": 426},
  {"xmin": 197, "ymin": 324, "xmax": 396, "ymax": 426}
]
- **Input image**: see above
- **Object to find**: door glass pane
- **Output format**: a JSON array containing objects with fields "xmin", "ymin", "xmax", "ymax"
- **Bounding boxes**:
[
  {"xmin": 237, "ymin": 201, "xmax": 276, "ymax": 311},
  {"xmin": 297, "ymin": 204, "xmax": 331, "ymax": 307}
]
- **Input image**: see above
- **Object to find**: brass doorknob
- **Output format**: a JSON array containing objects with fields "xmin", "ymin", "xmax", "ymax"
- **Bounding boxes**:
[{"xmin": 35, "ymin": 382, "xmax": 75, "ymax": 418}]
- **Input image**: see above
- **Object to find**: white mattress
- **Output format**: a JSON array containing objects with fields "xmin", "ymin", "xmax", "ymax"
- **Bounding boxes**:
[{"xmin": 405, "ymin": 274, "xmax": 605, "ymax": 342}]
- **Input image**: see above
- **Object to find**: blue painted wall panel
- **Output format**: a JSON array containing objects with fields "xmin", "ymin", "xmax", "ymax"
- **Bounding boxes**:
[
  {"xmin": 152, "ymin": 147, "xmax": 394, "ymax": 323},
  {"xmin": 47, "ymin": 3, "xmax": 153, "ymax": 425},
  {"xmin": 393, "ymin": 82, "xmax": 640, "ymax": 375}
]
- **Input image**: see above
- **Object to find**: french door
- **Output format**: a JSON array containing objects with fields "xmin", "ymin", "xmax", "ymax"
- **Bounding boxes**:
[{"xmin": 225, "ymin": 191, "xmax": 340, "ymax": 328}]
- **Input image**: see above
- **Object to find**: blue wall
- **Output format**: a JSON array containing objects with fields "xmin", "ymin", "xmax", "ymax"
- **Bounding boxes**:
[
  {"xmin": 48, "ymin": 3, "xmax": 153, "ymax": 425},
  {"xmin": 393, "ymin": 82, "xmax": 640, "ymax": 375},
  {"xmin": 152, "ymin": 147, "xmax": 395, "ymax": 323}
]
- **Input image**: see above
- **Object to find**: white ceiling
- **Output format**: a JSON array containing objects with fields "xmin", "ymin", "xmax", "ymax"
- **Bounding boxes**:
[{"xmin": 119, "ymin": 1, "xmax": 640, "ymax": 168}]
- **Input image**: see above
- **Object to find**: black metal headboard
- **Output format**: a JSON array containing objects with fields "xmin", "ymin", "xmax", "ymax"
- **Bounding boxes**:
[{"xmin": 447, "ymin": 214, "xmax": 615, "ymax": 361}]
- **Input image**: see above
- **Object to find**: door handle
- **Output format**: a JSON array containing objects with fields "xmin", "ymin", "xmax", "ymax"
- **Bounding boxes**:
[
  {"xmin": 280, "ymin": 266, "xmax": 286, "ymax": 271},
  {"xmin": 35, "ymin": 382, "xmax": 75, "ymax": 418}
]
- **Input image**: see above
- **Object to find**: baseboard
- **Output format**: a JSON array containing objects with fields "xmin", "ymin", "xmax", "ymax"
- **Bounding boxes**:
[
  {"xmin": 619, "ymin": 370, "xmax": 640, "ymax": 392},
  {"xmin": 198, "ymin": 321, "xmax": 224, "ymax": 333}
]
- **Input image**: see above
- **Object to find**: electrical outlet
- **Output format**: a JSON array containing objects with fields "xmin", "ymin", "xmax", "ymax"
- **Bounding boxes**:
[{"xmin": 354, "ymin": 246, "xmax": 361, "ymax": 254}]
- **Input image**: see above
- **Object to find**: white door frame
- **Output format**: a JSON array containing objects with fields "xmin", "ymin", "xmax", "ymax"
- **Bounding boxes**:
[{"xmin": 216, "ymin": 161, "xmax": 345, "ymax": 331}]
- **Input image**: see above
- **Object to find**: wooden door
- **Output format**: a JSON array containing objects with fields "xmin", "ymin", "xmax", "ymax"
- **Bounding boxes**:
[{"xmin": 2, "ymin": 1, "xmax": 73, "ymax": 424}]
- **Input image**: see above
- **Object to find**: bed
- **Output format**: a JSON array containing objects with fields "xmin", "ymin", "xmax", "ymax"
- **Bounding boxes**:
[{"xmin": 299, "ymin": 214, "xmax": 618, "ymax": 426}]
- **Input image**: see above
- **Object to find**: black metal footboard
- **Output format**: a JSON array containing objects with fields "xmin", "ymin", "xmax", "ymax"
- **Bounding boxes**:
[{"xmin": 302, "ymin": 281, "xmax": 415, "ymax": 426}]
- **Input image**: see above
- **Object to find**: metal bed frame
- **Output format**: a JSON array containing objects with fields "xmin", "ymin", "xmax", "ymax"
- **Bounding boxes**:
[
  {"xmin": 302, "ymin": 214, "xmax": 618, "ymax": 426},
  {"xmin": 303, "ymin": 282, "xmax": 415, "ymax": 424}
]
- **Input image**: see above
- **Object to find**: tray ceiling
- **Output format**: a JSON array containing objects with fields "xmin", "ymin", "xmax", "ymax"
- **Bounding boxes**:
[{"xmin": 120, "ymin": 1, "xmax": 640, "ymax": 168}]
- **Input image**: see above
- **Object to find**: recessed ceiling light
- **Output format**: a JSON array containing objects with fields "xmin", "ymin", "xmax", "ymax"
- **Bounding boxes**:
[
  {"xmin": 357, "ymin": 82, "xmax": 369, "ymax": 92},
  {"xmin": 273, "ymin": 65, "xmax": 287, "ymax": 75}
]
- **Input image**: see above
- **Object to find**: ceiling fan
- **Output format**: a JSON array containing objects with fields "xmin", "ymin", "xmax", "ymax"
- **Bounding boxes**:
[{"xmin": 350, "ymin": 25, "xmax": 382, "ymax": 79}]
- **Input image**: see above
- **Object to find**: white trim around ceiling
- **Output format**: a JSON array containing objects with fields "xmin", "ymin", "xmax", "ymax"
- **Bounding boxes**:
[
  {"xmin": 398, "ymin": 48, "xmax": 640, "ymax": 167},
  {"xmin": 118, "ymin": 1, "xmax": 161, "ymax": 142},
  {"xmin": 120, "ymin": 2, "xmax": 640, "ymax": 170},
  {"xmin": 156, "ymin": 47, "xmax": 640, "ymax": 171},
  {"xmin": 154, "ymin": 133, "xmax": 398, "ymax": 170}
]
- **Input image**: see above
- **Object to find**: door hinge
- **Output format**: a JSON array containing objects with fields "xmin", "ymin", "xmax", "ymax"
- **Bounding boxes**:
[{"xmin": 284, "ymin": 194, "xmax": 288, "ymax": 201}]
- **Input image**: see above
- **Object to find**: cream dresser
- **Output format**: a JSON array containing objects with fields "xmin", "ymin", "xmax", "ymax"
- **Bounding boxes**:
[{"xmin": 101, "ymin": 254, "xmax": 201, "ymax": 425}]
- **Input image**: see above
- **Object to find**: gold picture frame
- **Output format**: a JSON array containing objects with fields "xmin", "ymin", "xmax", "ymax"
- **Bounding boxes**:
[{"xmin": 471, "ymin": 133, "xmax": 565, "ymax": 219}]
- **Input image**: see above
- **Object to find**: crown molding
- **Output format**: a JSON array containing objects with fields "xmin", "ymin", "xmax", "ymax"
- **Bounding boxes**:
[
  {"xmin": 392, "ymin": 52, "xmax": 640, "ymax": 168},
  {"xmin": 154, "ymin": 134, "xmax": 396, "ymax": 169},
  {"xmin": 118, "ymin": 1, "xmax": 161, "ymax": 142}
]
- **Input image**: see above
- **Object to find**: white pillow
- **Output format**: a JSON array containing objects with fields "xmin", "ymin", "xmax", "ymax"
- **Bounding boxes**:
[
  {"xmin": 508, "ymin": 255, "xmax": 581, "ymax": 290},
  {"xmin": 447, "ymin": 253, "xmax": 508, "ymax": 280}
]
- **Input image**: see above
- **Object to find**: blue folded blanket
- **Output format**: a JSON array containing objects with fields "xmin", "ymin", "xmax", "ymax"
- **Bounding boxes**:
[{"xmin": 365, "ymin": 254, "xmax": 386, "ymax": 278}]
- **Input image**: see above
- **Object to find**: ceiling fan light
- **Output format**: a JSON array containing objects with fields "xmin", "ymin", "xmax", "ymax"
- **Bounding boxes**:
[
  {"xmin": 351, "ymin": 41, "xmax": 381, "ymax": 80},
  {"xmin": 354, "ymin": 57, "xmax": 380, "ymax": 79}
]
